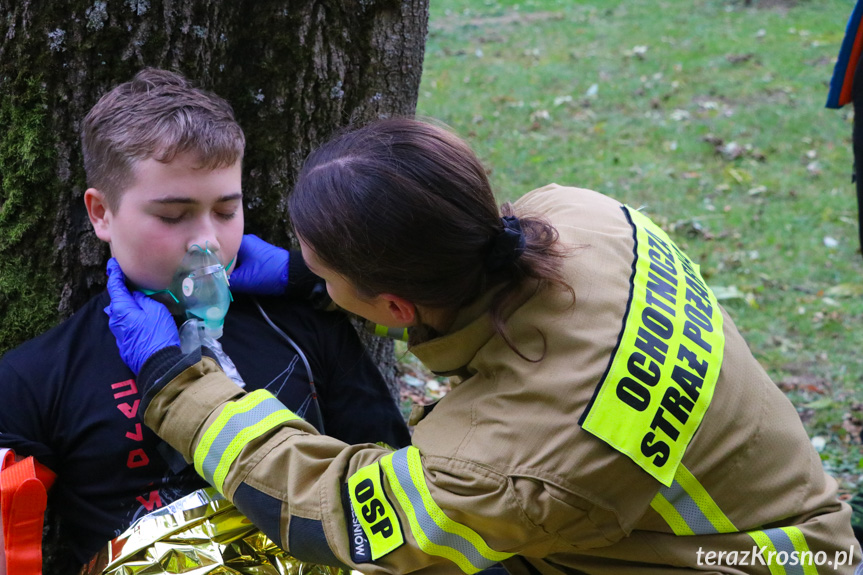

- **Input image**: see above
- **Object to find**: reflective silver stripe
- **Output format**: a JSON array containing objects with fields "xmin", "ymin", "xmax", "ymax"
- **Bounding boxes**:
[
  {"xmin": 658, "ymin": 480, "xmax": 717, "ymax": 535},
  {"xmin": 764, "ymin": 529, "xmax": 805, "ymax": 575},
  {"xmin": 200, "ymin": 396, "xmax": 287, "ymax": 486},
  {"xmin": 389, "ymin": 448, "xmax": 497, "ymax": 572}
]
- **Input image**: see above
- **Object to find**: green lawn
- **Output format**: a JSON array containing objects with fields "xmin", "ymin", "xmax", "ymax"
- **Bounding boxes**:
[{"xmin": 414, "ymin": 0, "xmax": 863, "ymax": 493}]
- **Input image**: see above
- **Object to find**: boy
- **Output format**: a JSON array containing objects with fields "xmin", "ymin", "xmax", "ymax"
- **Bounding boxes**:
[{"xmin": 0, "ymin": 68, "xmax": 410, "ymax": 573}]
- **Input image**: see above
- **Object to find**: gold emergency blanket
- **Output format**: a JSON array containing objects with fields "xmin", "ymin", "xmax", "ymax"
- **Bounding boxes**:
[{"xmin": 79, "ymin": 488, "xmax": 345, "ymax": 575}]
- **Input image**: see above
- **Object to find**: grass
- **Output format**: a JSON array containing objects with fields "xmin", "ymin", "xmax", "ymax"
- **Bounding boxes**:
[{"xmin": 412, "ymin": 0, "xmax": 863, "ymax": 494}]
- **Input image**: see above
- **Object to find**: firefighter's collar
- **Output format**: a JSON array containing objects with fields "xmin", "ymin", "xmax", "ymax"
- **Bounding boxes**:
[{"xmin": 410, "ymin": 278, "xmax": 539, "ymax": 375}]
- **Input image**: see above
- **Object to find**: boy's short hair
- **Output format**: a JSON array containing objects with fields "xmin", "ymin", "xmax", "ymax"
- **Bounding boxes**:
[{"xmin": 81, "ymin": 68, "xmax": 245, "ymax": 209}]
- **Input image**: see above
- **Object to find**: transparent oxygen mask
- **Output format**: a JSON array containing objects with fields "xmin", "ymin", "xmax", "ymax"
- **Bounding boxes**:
[
  {"xmin": 171, "ymin": 243, "xmax": 233, "ymax": 339},
  {"xmin": 169, "ymin": 244, "xmax": 245, "ymax": 388}
]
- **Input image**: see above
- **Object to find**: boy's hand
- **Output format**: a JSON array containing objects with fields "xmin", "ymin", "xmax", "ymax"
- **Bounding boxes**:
[
  {"xmin": 104, "ymin": 258, "xmax": 180, "ymax": 375},
  {"xmin": 228, "ymin": 234, "xmax": 290, "ymax": 295}
]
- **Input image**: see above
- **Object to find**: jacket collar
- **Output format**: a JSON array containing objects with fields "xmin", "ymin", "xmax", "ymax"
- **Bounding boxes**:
[{"xmin": 409, "ymin": 279, "xmax": 539, "ymax": 376}]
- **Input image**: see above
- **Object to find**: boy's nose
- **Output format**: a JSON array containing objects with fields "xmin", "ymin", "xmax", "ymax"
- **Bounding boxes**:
[{"xmin": 187, "ymin": 235, "xmax": 221, "ymax": 256}]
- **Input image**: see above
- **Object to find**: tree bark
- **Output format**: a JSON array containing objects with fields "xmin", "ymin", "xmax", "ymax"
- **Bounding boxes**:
[{"xmin": 0, "ymin": 1, "xmax": 427, "ymax": 571}]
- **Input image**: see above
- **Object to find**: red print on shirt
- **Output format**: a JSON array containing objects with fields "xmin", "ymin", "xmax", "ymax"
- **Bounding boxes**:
[{"xmin": 111, "ymin": 380, "xmax": 150, "ymax": 469}]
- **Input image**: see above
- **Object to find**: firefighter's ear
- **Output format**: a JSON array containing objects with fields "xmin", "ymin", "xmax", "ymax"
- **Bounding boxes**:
[{"xmin": 379, "ymin": 293, "xmax": 416, "ymax": 327}]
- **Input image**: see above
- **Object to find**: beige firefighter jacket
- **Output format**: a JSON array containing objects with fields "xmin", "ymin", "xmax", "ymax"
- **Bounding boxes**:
[{"xmin": 143, "ymin": 184, "xmax": 861, "ymax": 575}]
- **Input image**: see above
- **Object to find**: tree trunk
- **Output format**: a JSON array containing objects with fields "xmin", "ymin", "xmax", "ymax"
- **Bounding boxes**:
[{"xmin": 0, "ymin": 1, "xmax": 427, "ymax": 571}]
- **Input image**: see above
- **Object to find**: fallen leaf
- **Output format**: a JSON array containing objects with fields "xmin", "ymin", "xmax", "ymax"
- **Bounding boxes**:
[
  {"xmin": 712, "ymin": 285, "xmax": 746, "ymax": 301},
  {"xmin": 703, "ymin": 133, "xmax": 724, "ymax": 146},
  {"xmin": 726, "ymin": 53, "xmax": 755, "ymax": 64},
  {"xmin": 402, "ymin": 374, "xmax": 425, "ymax": 389},
  {"xmin": 811, "ymin": 435, "xmax": 827, "ymax": 452},
  {"xmin": 748, "ymin": 185, "xmax": 768, "ymax": 196},
  {"xmin": 841, "ymin": 413, "xmax": 863, "ymax": 444},
  {"xmin": 624, "ymin": 45, "xmax": 648, "ymax": 59},
  {"xmin": 669, "ymin": 109, "xmax": 690, "ymax": 121},
  {"xmin": 805, "ymin": 397, "xmax": 834, "ymax": 410},
  {"xmin": 720, "ymin": 142, "xmax": 744, "ymax": 159},
  {"xmin": 724, "ymin": 166, "xmax": 753, "ymax": 184},
  {"xmin": 530, "ymin": 109, "xmax": 551, "ymax": 122},
  {"xmin": 825, "ymin": 283, "xmax": 863, "ymax": 298}
]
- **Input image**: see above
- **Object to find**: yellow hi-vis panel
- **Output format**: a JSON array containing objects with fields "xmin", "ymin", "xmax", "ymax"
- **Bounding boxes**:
[
  {"xmin": 580, "ymin": 206, "xmax": 725, "ymax": 486},
  {"xmin": 380, "ymin": 447, "xmax": 514, "ymax": 574},
  {"xmin": 649, "ymin": 464, "xmax": 736, "ymax": 535},
  {"xmin": 747, "ymin": 528, "xmax": 820, "ymax": 575},
  {"xmin": 194, "ymin": 389, "xmax": 300, "ymax": 494},
  {"xmin": 348, "ymin": 461, "xmax": 405, "ymax": 560}
]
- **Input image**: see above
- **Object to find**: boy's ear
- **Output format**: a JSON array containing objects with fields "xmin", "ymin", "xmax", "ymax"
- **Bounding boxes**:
[
  {"xmin": 379, "ymin": 293, "xmax": 417, "ymax": 327},
  {"xmin": 84, "ymin": 188, "xmax": 112, "ymax": 243}
]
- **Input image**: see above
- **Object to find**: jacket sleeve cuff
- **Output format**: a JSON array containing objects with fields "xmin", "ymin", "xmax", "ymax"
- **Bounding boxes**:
[
  {"xmin": 139, "ymin": 346, "xmax": 183, "ymax": 390},
  {"xmin": 139, "ymin": 346, "xmax": 218, "ymax": 413},
  {"xmin": 142, "ymin": 353, "xmax": 245, "ymax": 463}
]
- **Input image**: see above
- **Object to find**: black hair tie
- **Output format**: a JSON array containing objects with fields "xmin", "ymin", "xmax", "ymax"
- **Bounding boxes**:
[{"xmin": 485, "ymin": 215, "xmax": 526, "ymax": 272}]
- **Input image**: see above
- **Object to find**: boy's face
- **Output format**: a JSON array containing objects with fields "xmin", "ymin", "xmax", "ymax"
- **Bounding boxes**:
[{"xmin": 85, "ymin": 152, "xmax": 244, "ymax": 291}]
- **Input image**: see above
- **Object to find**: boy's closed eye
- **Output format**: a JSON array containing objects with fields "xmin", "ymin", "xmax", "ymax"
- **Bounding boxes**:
[
  {"xmin": 216, "ymin": 209, "xmax": 239, "ymax": 221},
  {"xmin": 152, "ymin": 193, "xmax": 242, "ymax": 224},
  {"xmin": 157, "ymin": 212, "xmax": 188, "ymax": 224},
  {"xmin": 156, "ymin": 209, "xmax": 238, "ymax": 224}
]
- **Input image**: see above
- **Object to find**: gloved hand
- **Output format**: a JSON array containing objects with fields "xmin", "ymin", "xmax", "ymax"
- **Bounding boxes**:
[
  {"xmin": 227, "ymin": 234, "xmax": 290, "ymax": 295},
  {"xmin": 104, "ymin": 258, "xmax": 181, "ymax": 375}
]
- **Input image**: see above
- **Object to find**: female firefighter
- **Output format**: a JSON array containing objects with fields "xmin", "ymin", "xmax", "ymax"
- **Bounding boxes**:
[{"xmin": 105, "ymin": 117, "xmax": 861, "ymax": 574}]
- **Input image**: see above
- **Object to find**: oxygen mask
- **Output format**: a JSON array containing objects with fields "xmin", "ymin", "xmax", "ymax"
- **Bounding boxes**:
[
  {"xmin": 170, "ymin": 243, "xmax": 233, "ymax": 339},
  {"xmin": 138, "ymin": 244, "xmax": 244, "ymax": 387}
]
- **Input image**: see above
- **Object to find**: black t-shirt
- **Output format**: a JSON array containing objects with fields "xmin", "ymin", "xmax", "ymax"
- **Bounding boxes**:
[{"xmin": 0, "ymin": 291, "xmax": 410, "ymax": 565}]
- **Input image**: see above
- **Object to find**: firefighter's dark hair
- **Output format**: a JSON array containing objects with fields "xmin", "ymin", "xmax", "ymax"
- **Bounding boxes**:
[{"xmin": 289, "ymin": 117, "xmax": 574, "ymax": 359}]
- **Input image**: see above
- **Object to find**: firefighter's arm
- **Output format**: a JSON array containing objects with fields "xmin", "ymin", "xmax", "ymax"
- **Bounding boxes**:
[
  {"xmin": 106, "ymin": 258, "xmax": 551, "ymax": 572},
  {"xmin": 139, "ymin": 352, "xmax": 551, "ymax": 574}
]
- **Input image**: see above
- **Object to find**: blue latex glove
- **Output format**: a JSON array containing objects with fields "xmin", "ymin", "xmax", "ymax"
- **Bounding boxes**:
[
  {"xmin": 104, "ymin": 258, "xmax": 181, "ymax": 375},
  {"xmin": 227, "ymin": 234, "xmax": 290, "ymax": 295}
]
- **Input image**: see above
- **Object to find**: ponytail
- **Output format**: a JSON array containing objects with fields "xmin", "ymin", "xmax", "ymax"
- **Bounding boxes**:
[{"xmin": 486, "ymin": 203, "xmax": 575, "ymax": 362}]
